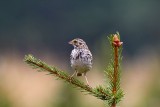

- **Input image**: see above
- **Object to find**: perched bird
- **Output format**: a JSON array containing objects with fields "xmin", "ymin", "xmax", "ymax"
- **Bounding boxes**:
[{"xmin": 69, "ymin": 38, "xmax": 92, "ymax": 85}]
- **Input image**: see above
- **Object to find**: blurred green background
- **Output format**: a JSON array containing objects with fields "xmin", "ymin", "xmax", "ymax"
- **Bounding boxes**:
[{"xmin": 0, "ymin": 0, "xmax": 160, "ymax": 107}]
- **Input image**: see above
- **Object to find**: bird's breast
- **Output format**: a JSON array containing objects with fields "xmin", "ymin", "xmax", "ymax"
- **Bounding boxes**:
[{"xmin": 70, "ymin": 49, "xmax": 92, "ymax": 73}]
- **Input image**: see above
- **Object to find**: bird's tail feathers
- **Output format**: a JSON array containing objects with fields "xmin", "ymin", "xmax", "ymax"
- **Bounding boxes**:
[{"xmin": 76, "ymin": 73, "xmax": 82, "ymax": 76}]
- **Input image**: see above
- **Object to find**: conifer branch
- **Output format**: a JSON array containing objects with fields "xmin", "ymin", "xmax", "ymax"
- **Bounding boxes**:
[
  {"xmin": 105, "ymin": 32, "xmax": 124, "ymax": 107},
  {"xmin": 24, "ymin": 32, "xmax": 124, "ymax": 107},
  {"xmin": 24, "ymin": 54, "xmax": 109, "ymax": 100}
]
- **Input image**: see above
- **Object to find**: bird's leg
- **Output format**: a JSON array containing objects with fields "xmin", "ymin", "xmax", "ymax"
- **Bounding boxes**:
[
  {"xmin": 84, "ymin": 73, "xmax": 89, "ymax": 86},
  {"xmin": 71, "ymin": 70, "xmax": 77, "ymax": 77},
  {"xmin": 69, "ymin": 70, "xmax": 77, "ymax": 82}
]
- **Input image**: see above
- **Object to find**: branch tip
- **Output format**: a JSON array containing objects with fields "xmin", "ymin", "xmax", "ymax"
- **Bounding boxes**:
[{"xmin": 112, "ymin": 34, "xmax": 123, "ymax": 47}]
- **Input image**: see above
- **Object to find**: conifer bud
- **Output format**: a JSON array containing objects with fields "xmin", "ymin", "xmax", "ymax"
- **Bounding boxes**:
[{"xmin": 112, "ymin": 34, "xmax": 123, "ymax": 47}]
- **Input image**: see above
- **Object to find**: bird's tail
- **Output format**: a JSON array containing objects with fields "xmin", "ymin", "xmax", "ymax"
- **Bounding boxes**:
[{"xmin": 76, "ymin": 73, "xmax": 82, "ymax": 76}]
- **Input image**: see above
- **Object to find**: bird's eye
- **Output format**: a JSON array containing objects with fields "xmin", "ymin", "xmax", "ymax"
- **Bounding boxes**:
[{"xmin": 73, "ymin": 40, "xmax": 77, "ymax": 43}]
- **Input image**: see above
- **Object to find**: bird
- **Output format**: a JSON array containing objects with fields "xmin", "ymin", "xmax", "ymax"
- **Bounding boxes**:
[{"xmin": 69, "ymin": 38, "xmax": 92, "ymax": 85}]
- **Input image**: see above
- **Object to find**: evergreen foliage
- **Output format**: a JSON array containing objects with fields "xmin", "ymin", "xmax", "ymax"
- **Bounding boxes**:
[{"xmin": 24, "ymin": 33, "xmax": 124, "ymax": 107}]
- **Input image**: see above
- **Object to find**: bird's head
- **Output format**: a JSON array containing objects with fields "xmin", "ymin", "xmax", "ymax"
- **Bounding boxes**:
[{"xmin": 69, "ymin": 38, "xmax": 88, "ymax": 49}]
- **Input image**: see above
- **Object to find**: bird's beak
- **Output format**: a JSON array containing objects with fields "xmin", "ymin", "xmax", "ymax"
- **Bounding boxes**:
[{"xmin": 68, "ymin": 40, "xmax": 73, "ymax": 44}]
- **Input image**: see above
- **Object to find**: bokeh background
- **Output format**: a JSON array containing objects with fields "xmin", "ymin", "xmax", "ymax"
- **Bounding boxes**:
[{"xmin": 0, "ymin": 0, "xmax": 160, "ymax": 107}]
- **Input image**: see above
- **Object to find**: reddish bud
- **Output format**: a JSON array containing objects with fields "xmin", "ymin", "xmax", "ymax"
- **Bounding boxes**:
[
  {"xmin": 113, "ymin": 34, "xmax": 120, "ymax": 42},
  {"xmin": 112, "ymin": 34, "xmax": 123, "ymax": 47}
]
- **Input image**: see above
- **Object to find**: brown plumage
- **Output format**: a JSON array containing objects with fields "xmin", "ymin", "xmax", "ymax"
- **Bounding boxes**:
[{"xmin": 69, "ymin": 38, "xmax": 92, "ymax": 85}]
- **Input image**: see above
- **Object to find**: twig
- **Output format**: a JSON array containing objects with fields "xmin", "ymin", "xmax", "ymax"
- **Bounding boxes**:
[
  {"xmin": 24, "ymin": 54, "xmax": 109, "ymax": 100},
  {"xmin": 111, "ymin": 34, "xmax": 123, "ymax": 107}
]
